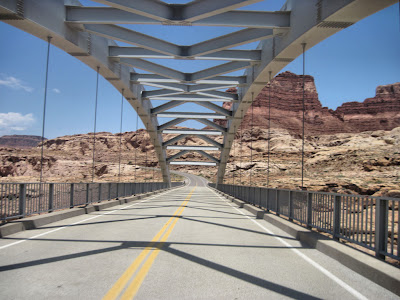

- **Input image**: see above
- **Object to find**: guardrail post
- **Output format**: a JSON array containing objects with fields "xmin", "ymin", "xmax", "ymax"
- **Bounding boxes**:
[
  {"xmin": 19, "ymin": 183, "xmax": 26, "ymax": 217},
  {"xmin": 276, "ymin": 190, "xmax": 280, "ymax": 216},
  {"xmin": 288, "ymin": 191, "xmax": 293, "ymax": 221},
  {"xmin": 86, "ymin": 183, "xmax": 90, "ymax": 204},
  {"xmin": 333, "ymin": 195, "xmax": 341, "ymax": 240},
  {"xmin": 307, "ymin": 192, "xmax": 312, "ymax": 229},
  {"xmin": 375, "ymin": 198, "xmax": 388, "ymax": 259},
  {"xmin": 48, "ymin": 183, "xmax": 54, "ymax": 212},
  {"xmin": 98, "ymin": 183, "xmax": 102, "ymax": 203},
  {"xmin": 266, "ymin": 188, "xmax": 269, "ymax": 212},
  {"xmin": 70, "ymin": 183, "xmax": 74, "ymax": 208}
]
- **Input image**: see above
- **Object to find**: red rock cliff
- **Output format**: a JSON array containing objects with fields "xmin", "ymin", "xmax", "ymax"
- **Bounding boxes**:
[{"xmin": 217, "ymin": 72, "xmax": 400, "ymax": 135}]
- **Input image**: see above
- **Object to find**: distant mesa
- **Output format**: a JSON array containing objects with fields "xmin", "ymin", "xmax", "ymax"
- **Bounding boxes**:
[
  {"xmin": 216, "ymin": 71, "xmax": 400, "ymax": 135},
  {"xmin": 0, "ymin": 135, "xmax": 46, "ymax": 149}
]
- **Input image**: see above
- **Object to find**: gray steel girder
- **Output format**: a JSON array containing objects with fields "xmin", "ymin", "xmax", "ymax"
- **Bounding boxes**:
[
  {"xmin": 0, "ymin": 0, "xmax": 171, "ymax": 184},
  {"xmin": 1, "ymin": 0, "xmax": 396, "ymax": 187},
  {"xmin": 215, "ymin": 0, "xmax": 398, "ymax": 185}
]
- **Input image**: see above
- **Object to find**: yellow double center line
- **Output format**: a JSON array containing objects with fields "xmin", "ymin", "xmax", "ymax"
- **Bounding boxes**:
[{"xmin": 103, "ymin": 186, "xmax": 197, "ymax": 300}]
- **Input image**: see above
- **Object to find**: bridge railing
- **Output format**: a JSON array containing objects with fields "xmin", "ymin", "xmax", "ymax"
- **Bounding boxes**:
[
  {"xmin": 0, "ymin": 181, "xmax": 183, "ymax": 222},
  {"xmin": 210, "ymin": 183, "xmax": 399, "ymax": 261}
]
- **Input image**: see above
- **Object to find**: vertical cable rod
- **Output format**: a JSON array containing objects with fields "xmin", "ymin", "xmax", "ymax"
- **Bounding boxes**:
[
  {"xmin": 250, "ymin": 92, "xmax": 254, "ymax": 186},
  {"xmin": 267, "ymin": 71, "xmax": 272, "ymax": 188},
  {"xmin": 145, "ymin": 122, "xmax": 148, "ymax": 182},
  {"xmin": 301, "ymin": 43, "xmax": 306, "ymax": 189},
  {"xmin": 232, "ymin": 125, "xmax": 236, "ymax": 185},
  {"xmin": 134, "ymin": 107, "xmax": 139, "ymax": 182},
  {"xmin": 118, "ymin": 89, "xmax": 124, "ymax": 183},
  {"xmin": 91, "ymin": 66, "xmax": 100, "ymax": 183},
  {"xmin": 153, "ymin": 138, "xmax": 156, "ymax": 182},
  {"xmin": 39, "ymin": 36, "xmax": 52, "ymax": 184},
  {"xmin": 240, "ymin": 109, "xmax": 243, "ymax": 185}
]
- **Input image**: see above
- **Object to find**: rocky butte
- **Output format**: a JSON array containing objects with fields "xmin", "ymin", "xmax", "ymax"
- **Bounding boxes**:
[
  {"xmin": 216, "ymin": 71, "xmax": 400, "ymax": 135},
  {"xmin": 0, "ymin": 135, "xmax": 45, "ymax": 148}
]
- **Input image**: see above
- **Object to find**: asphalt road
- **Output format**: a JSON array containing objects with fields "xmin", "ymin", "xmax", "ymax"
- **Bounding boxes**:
[{"xmin": 0, "ymin": 173, "xmax": 398, "ymax": 299}]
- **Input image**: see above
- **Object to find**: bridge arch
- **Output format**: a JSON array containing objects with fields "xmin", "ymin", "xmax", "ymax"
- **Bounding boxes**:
[{"xmin": 0, "ymin": 0, "xmax": 396, "ymax": 185}]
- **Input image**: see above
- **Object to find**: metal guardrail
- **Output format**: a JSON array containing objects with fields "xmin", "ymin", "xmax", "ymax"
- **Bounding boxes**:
[
  {"xmin": 210, "ymin": 183, "xmax": 399, "ymax": 261},
  {"xmin": 1, "ymin": 182, "xmax": 183, "ymax": 222}
]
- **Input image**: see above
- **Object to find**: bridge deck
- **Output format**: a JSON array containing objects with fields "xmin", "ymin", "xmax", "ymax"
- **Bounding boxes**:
[{"xmin": 0, "ymin": 174, "xmax": 397, "ymax": 299}]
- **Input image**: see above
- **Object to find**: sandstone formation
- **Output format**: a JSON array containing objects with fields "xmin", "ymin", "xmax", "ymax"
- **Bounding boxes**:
[
  {"xmin": 336, "ymin": 82, "xmax": 400, "ymax": 132},
  {"xmin": 0, "ymin": 135, "xmax": 45, "ymax": 148},
  {"xmin": 1, "ymin": 126, "xmax": 399, "ymax": 199},
  {"xmin": 217, "ymin": 72, "xmax": 400, "ymax": 136},
  {"xmin": 1, "ymin": 72, "xmax": 399, "ymax": 197}
]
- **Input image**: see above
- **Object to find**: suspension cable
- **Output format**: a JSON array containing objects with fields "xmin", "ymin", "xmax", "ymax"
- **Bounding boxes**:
[
  {"xmin": 39, "ymin": 36, "xmax": 52, "ymax": 184},
  {"xmin": 232, "ymin": 125, "xmax": 236, "ymax": 185},
  {"xmin": 250, "ymin": 92, "xmax": 254, "ymax": 186},
  {"xmin": 301, "ymin": 43, "xmax": 306, "ymax": 189},
  {"xmin": 118, "ymin": 89, "xmax": 124, "ymax": 183},
  {"xmin": 91, "ymin": 66, "xmax": 100, "ymax": 183},
  {"xmin": 153, "ymin": 138, "xmax": 155, "ymax": 182},
  {"xmin": 267, "ymin": 71, "xmax": 272, "ymax": 188},
  {"xmin": 134, "ymin": 106, "xmax": 139, "ymax": 182},
  {"xmin": 145, "ymin": 122, "xmax": 148, "ymax": 182},
  {"xmin": 240, "ymin": 109, "xmax": 243, "ymax": 185},
  {"xmin": 229, "ymin": 139, "xmax": 232, "ymax": 184}
]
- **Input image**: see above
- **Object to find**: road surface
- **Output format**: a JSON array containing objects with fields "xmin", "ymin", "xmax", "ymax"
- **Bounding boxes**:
[{"xmin": 0, "ymin": 173, "xmax": 397, "ymax": 299}]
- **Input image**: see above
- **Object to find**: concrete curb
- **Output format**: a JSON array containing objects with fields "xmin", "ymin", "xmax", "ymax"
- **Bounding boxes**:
[
  {"xmin": 214, "ymin": 188, "xmax": 400, "ymax": 296},
  {"xmin": 232, "ymin": 198, "xmax": 245, "ymax": 208},
  {"xmin": 0, "ymin": 186, "xmax": 180, "ymax": 238},
  {"xmin": 243, "ymin": 204, "xmax": 264, "ymax": 219},
  {"xmin": 264, "ymin": 214, "xmax": 400, "ymax": 296}
]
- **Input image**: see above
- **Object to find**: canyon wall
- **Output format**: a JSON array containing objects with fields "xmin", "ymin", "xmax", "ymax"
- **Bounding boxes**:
[{"xmin": 217, "ymin": 71, "xmax": 400, "ymax": 135}]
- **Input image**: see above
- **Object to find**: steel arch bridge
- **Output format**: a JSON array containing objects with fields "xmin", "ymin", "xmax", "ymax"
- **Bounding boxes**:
[{"xmin": 0, "ymin": 0, "xmax": 395, "ymax": 185}]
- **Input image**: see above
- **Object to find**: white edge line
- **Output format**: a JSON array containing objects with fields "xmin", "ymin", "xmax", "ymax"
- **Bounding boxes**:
[
  {"xmin": 212, "ymin": 190, "xmax": 368, "ymax": 300},
  {"xmin": 0, "ymin": 185, "xmax": 188, "ymax": 250}
]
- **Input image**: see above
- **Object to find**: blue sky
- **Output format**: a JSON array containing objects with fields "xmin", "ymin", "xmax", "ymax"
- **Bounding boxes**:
[{"xmin": 0, "ymin": 1, "xmax": 399, "ymax": 139}]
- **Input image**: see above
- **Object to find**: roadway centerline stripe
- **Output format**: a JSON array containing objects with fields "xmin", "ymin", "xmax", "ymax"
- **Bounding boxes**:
[
  {"xmin": 103, "ymin": 186, "xmax": 196, "ymax": 300},
  {"xmin": 0, "ymin": 186, "xmax": 187, "ymax": 250},
  {"xmin": 212, "ymin": 190, "xmax": 368, "ymax": 300},
  {"xmin": 121, "ymin": 209, "xmax": 183, "ymax": 299}
]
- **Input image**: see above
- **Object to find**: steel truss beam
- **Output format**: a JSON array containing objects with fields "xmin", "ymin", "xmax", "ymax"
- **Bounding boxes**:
[
  {"xmin": 158, "ymin": 118, "xmax": 188, "ymax": 131},
  {"xmin": 167, "ymin": 149, "xmax": 219, "ymax": 164},
  {"xmin": 196, "ymin": 119, "xmax": 227, "ymax": 133},
  {"xmin": 143, "ymin": 89, "xmax": 237, "ymax": 100},
  {"xmin": 194, "ymin": 102, "xmax": 231, "ymax": 117},
  {"xmin": 162, "ymin": 134, "xmax": 222, "ymax": 149},
  {"xmin": 0, "ymin": 0, "xmax": 172, "ymax": 184},
  {"xmin": 3, "ymin": 0, "xmax": 395, "ymax": 186},
  {"xmin": 131, "ymin": 74, "xmax": 246, "ymax": 85},
  {"xmin": 156, "ymin": 112, "xmax": 228, "ymax": 119},
  {"xmin": 161, "ymin": 129, "xmax": 223, "ymax": 136},
  {"xmin": 90, "ymin": 0, "xmax": 172, "ymax": 21},
  {"xmin": 166, "ymin": 145, "xmax": 220, "ymax": 151},
  {"xmin": 151, "ymin": 101, "xmax": 183, "ymax": 114},
  {"xmin": 213, "ymin": 0, "xmax": 398, "ymax": 185},
  {"xmin": 170, "ymin": 161, "xmax": 217, "ymax": 166},
  {"xmin": 189, "ymin": 28, "xmax": 273, "ymax": 57},
  {"xmin": 84, "ymin": 24, "xmax": 180, "ymax": 56},
  {"xmin": 68, "ymin": 7, "xmax": 290, "ymax": 28},
  {"xmin": 121, "ymin": 58, "xmax": 185, "ymax": 81},
  {"xmin": 145, "ymin": 94, "xmax": 236, "ymax": 102},
  {"xmin": 110, "ymin": 46, "xmax": 261, "ymax": 61},
  {"xmin": 191, "ymin": 61, "xmax": 251, "ymax": 81},
  {"xmin": 125, "ymin": 59, "xmax": 248, "ymax": 84},
  {"xmin": 183, "ymin": 0, "xmax": 264, "ymax": 22},
  {"xmin": 158, "ymin": 118, "xmax": 226, "ymax": 133}
]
